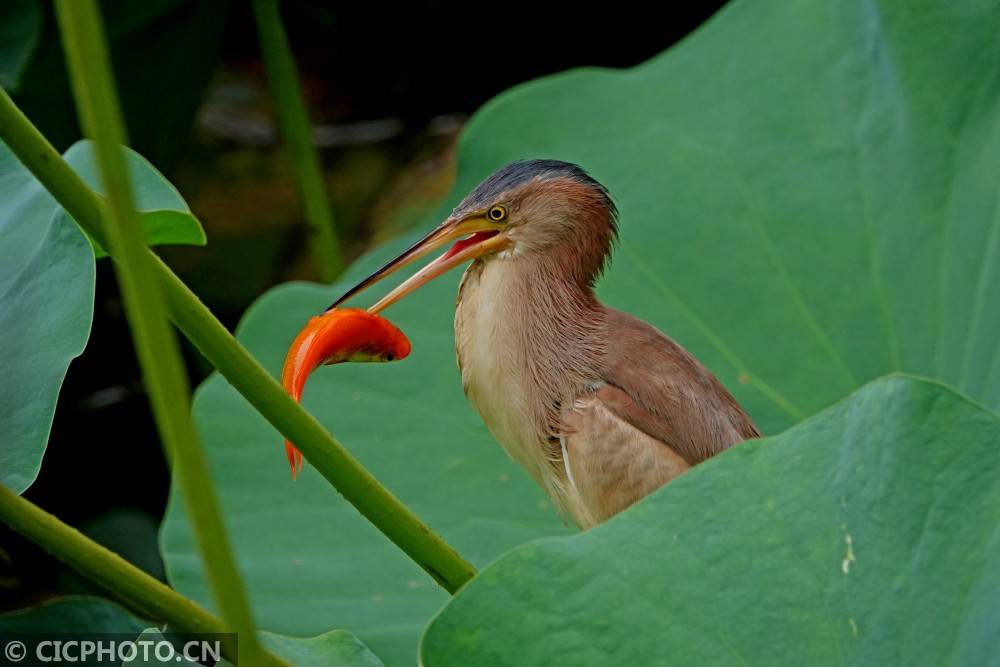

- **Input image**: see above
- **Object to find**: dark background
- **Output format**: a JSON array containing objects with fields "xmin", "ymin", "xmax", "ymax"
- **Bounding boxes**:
[{"xmin": 1, "ymin": 0, "xmax": 726, "ymax": 611}]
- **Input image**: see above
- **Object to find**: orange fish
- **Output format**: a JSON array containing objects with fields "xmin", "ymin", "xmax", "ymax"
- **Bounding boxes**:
[{"xmin": 280, "ymin": 307, "xmax": 411, "ymax": 478}]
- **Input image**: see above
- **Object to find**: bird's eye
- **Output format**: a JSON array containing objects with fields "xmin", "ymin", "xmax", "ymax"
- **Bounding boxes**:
[{"xmin": 487, "ymin": 205, "xmax": 508, "ymax": 222}]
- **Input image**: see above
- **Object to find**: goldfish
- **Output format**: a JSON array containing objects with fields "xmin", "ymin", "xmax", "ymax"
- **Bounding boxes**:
[{"xmin": 280, "ymin": 307, "xmax": 411, "ymax": 478}]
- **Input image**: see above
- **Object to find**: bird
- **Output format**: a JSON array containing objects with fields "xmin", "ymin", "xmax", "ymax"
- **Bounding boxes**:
[{"xmin": 331, "ymin": 159, "xmax": 760, "ymax": 529}]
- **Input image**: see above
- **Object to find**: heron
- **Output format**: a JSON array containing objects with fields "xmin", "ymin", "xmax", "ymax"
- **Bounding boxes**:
[{"xmin": 332, "ymin": 160, "xmax": 760, "ymax": 529}]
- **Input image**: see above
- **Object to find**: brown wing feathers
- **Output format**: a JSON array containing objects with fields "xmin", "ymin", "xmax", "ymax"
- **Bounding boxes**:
[{"xmin": 593, "ymin": 308, "xmax": 760, "ymax": 465}]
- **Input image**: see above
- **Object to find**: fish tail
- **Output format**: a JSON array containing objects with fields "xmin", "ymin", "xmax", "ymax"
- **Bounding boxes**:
[{"xmin": 285, "ymin": 440, "xmax": 303, "ymax": 479}]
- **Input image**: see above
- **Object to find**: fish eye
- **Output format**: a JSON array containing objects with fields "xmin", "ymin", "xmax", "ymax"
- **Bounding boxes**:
[
  {"xmin": 385, "ymin": 353, "xmax": 394, "ymax": 361},
  {"xmin": 487, "ymin": 205, "xmax": 508, "ymax": 222}
]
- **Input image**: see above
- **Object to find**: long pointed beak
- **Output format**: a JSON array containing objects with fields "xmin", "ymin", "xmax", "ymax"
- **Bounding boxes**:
[{"xmin": 328, "ymin": 216, "xmax": 511, "ymax": 314}]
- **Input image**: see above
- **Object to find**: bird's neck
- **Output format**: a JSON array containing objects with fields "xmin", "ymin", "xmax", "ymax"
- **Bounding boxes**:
[{"xmin": 457, "ymin": 254, "xmax": 607, "ymax": 436}]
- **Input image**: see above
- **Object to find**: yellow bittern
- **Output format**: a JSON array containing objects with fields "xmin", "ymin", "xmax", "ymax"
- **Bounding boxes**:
[{"xmin": 333, "ymin": 160, "xmax": 759, "ymax": 528}]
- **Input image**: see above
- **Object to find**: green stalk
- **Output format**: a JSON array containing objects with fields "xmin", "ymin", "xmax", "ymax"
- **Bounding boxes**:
[
  {"xmin": 252, "ymin": 0, "xmax": 342, "ymax": 281},
  {"xmin": 53, "ymin": 2, "xmax": 267, "ymax": 664},
  {"xmin": 0, "ymin": 90, "xmax": 477, "ymax": 592},
  {"xmin": 0, "ymin": 487, "xmax": 291, "ymax": 667}
]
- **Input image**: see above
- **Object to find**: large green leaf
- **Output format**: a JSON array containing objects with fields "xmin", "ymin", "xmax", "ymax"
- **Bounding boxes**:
[
  {"xmin": 0, "ymin": 0, "xmax": 41, "ymax": 92},
  {"xmin": 0, "ymin": 139, "xmax": 204, "ymax": 493},
  {"xmin": 163, "ymin": 0, "xmax": 1000, "ymax": 664},
  {"xmin": 448, "ymin": 0, "xmax": 1000, "ymax": 430},
  {"xmin": 421, "ymin": 376, "xmax": 1000, "ymax": 665}
]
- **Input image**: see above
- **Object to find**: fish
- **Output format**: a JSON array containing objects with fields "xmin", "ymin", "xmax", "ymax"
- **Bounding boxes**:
[{"xmin": 280, "ymin": 307, "xmax": 411, "ymax": 478}]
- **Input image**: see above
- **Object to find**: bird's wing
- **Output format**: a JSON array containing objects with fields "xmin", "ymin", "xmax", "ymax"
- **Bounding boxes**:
[
  {"xmin": 560, "ymin": 390, "xmax": 690, "ymax": 528},
  {"xmin": 591, "ymin": 308, "xmax": 761, "ymax": 465}
]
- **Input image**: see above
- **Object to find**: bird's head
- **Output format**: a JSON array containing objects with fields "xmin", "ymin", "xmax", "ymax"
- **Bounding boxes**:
[{"xmin": 330, "ymin": 160, "xmax": 618, "ymax": 313}]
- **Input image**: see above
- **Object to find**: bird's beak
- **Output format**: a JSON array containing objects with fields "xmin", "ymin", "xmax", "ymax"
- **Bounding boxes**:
[{"xmin": 329, "ymin": 216, "xmax": 511, "ymax": 314}]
